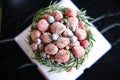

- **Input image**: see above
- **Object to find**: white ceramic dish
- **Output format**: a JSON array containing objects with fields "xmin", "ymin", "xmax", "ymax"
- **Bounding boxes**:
[{"xmin": 15, "ymin": 0, "xmax": 112, "ymax": 80}]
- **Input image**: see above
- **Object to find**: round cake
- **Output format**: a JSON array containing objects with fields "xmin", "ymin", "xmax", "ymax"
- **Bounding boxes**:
[{"xmin": 27, "ymin": 2, "xmax": 94, "ymax": 72}]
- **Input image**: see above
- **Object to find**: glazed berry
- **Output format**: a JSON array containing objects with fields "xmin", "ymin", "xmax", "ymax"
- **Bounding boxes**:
[
  {"xmin": 38, "ymin": 43, "xmax": 45, "ymax": 51},
  {"xmin": 37, "ymin": 19, "xmax": 49, "ymax": 32},
  {"xmin": 53, "ymin": 49, "xmax": 70, "ymax": 62},
  {"xmin": 75, "ymin": 28, "xmax": 87, "ymax": 40},
  {"xmin": 54, "ymin": 37, "xmax": 70, "ymax": 49},
  {"xmin": 45, "ymin": 43, "xmax": 58, "ymax": 55},
  {"xmin": 63, "ymin": 28, "xmax": 74, "ymax": 37},
  {"xmin": 41, "ymin": 32, "xmax": 52, "ymax": 44},
  {"xmin": 51, "ymin": 10, "xmax": 63, "ymax": 21},
  {"xmin": 81, "ymin": 39, "xmax": 89, "ymax": 48},
  {"xmin": 50, "ymin": 22, "xmax": 66, "ymax": 34},
  {"xmin": 72, "ymin": 45, "xmax": 85, "ymax": 58},
  {"xmin": 30, "ymin": 30, "xmax": 41, "ymax": 41},
  {"xmin": 30, "ymin": 43, "xmax": 38, "ymax": 50},
  {"xmin": 65, "ymin": 8, "xmax": 77, "ymax": 17},
  {"xmin": 78, "ymin": 21, "xmax": 85, "ymax": 29}
]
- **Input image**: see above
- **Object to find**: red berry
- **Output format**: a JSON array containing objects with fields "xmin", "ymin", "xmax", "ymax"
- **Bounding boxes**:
[
  {"xmin": 51, "ymin": 10, "xmax": 63, "ymax": 21},
  {"xmin": 72, "ymin": 45, "xmax": 85, "ymax": 58},
  {"xmin": 78, "ymin": 21, "xmax": 85, "ymax": 29},
  {"xmin": 37, "ymin": 19, "xmax": 49, "ymax": 32},
  {"xmin": 42, "ymin": 14, "xmax": 49, "ymax": 19},
  {"xmin": 75, "ymin": 28, "xmax": 87, "ymax": 40},
  {"xmin": 54, "ymin": 49, "xmax": 70, "ymax": 62},
  {"xmin": 81, "ymin": 39, "xmax": 89, "ymax": 48},
  {"xmin": 65, "ymin": 8, "xmax": 77, "ymax": 17},
  {"xmin": 30, "ymin": 30, "xmax": 41, "ymax": 41}
]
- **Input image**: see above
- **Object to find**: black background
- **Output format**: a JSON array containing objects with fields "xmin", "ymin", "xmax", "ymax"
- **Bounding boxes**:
[{"xmin": 0, "ymin": 0, "xmax": 120, "ymax": 80}]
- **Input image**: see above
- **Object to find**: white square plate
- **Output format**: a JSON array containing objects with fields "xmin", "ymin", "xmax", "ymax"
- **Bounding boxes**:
[{"xmin": 15, "ymin": 0, "xmax": 112, "ymax": 80}]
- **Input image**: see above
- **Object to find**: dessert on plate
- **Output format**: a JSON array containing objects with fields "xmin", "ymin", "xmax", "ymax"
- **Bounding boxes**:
[{"xmin": 27, "ymin": 2, "xmax": 94, "ymax": 72}]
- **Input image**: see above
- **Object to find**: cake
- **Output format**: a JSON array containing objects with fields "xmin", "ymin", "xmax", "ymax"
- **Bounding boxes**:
[{"xmin": 27, "ymin": 1, "xmax": 94, "ymax": 72}]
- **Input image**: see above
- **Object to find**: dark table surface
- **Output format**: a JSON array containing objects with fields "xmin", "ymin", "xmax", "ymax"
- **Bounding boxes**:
[{"xmin": 0, "ymin": 0, "xmax": 120, "ymax": 80}]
